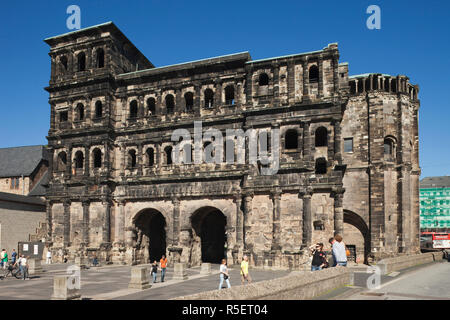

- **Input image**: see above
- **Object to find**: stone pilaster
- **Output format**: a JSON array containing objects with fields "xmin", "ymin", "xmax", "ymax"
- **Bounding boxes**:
[
  {"xmin": 46, "ymin": 200, "xmax": 53, "ymax": 241},
  {"xmin": 234, "ymin": 194, "xmax": 243, "ymax": 248},
  {"xmin": 63, "ymin": 200, "xmax": 71, "ymax": 247},
  {"xmin": 243, "ymin": 193, "xmax": 254, "ymax": 250},
  {"xmin": 301, "ymin": 189, "xmax": 313, "ymax": 247},
  {"xmin": 102, "ymin": 199, "xmax": 111, "ymax": 244},
  {"xmin": 172, "ymin": 197, "xmax": 180, "ymax": 246},
  {"xmin": 270, "ymin": 190, "xmax": 282, "ymax": 251},
  {"xmin": 82, "ymin": 200, "xmax": 90, "ymax": 246}
]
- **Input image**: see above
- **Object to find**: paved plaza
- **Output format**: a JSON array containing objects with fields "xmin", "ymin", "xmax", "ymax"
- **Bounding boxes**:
[{"xmin": 0, "ymin": 263, "xmax": 291, "ymax": 300}]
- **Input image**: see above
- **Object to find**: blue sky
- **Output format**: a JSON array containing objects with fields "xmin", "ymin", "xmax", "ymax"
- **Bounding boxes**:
[{"xmin": 0, "ymin": 0, "xmax": 449, "ymax": 178}]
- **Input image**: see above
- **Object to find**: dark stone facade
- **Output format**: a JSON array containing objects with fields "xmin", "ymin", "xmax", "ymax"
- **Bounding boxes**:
[{"xmin": 43, "ymin": 22, "xmax": 420, "ymax": 268}]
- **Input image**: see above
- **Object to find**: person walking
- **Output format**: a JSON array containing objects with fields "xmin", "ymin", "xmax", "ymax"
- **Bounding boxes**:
[
  {"xmin": 160, "ymin": 255, "xmax": 168, "ymax": 282},
  {"xmin": 309, "ymin": 243, "xmax": 328, "ymax": 271},
  {"xmin": 332, "ymin": 234, "xmax": 348, "ymax": 267},
  {"xmin": 218, "ymin": 259, "xmax": 231, "ymax": 290},
  {"xmin": 240, "ymin": 255, "xmax": 252, "ymax": 285},
  {"xmin": 151, "ymin": 260, "xmax": 158, "ymax": 283},
  {"xmin": 11, "ymin": 249, "xmax": 17, "ymax": 265},
  {"xmin": 329, "ymin": 237, "xmax": 337, "ymax": 267},
  {"xmin": 14, "ymin": 255, "xmax": 28, "ymax": 280},
  {"xmin": 46, "ymin": 250, "xmax": 52, "ymax": 265},
  {"xmin": 0, "ymin": 249, "xmax": 5, "ymax": 269},
  {"xmin": 2, "ymin": 250, "xmax": 8, "ymax": 269}
]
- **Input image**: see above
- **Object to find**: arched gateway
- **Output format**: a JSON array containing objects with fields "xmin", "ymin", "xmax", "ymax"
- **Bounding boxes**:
[
  {"xmin": 343, "ymin": 210, "xmax": 370, "ymax": 264},
  {"xmin": 191, "ymin": 206, "xmax": 227, "ymax": 263},
  {"xmin": 133, "ymin": 208, "xmax": 167, "ymax": 263}
]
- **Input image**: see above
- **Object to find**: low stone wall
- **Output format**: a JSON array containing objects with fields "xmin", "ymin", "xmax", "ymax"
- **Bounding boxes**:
[
  {"xmin": 376, "ymin": 252, "xmax": 443, "ymax": 275},
  {"xmin": 173, "ymin": 267, "xmax": 353, "ymax": 300}
]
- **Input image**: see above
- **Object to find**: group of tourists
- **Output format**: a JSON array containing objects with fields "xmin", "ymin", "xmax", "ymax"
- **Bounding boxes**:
[
  {"xmin": 150, "ymin": 254, "xmax": 168, "ymax": 283},
  {"xmin": 309, "ymin": 234, "xmax": 349, "ymax": 271},
  {"xmin": 0, "ymin": 249, "xmax": 29, "ymax": 280},
  {"xmin": 218, "ymin": 255, "xmax": 252, "ymax": 290}
]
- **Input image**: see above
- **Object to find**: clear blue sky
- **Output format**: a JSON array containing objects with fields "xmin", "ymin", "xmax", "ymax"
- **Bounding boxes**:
[{"xmin": 0, "ymin": 0, "xmax": 449, "ymax": 178}]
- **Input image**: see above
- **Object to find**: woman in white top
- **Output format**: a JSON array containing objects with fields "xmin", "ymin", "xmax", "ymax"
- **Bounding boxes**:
[{"xmin": 218, "ymin": 258, "xmax": 231, "ymax": 290}]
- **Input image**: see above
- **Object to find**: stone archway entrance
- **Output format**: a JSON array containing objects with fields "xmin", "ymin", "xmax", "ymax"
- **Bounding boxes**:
[
  {"xmin": 133, "ymin": 209, "xmax": 167, "ymax": 263},
  {"xmin": 344, "ymin": 210, "xmax": 370, "ymax": 264},
  {"xmin": 191, "ymin": 207, "xmax": 227, "ymax": 263}
]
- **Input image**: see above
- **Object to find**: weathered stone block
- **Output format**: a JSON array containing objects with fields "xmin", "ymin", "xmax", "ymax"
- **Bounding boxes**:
[
  {"xmin": 51, "ymin": 275, "xmax": 81, "ymax": 300},
  {"xmin": 172, "ymin": 263, "xmax": 188, "ymax": 280},
  {"xmin": 128, "ymin": 267, "xmax": 151, "ymax": 289},
  {"xmin": 200, "ymin": 263, "xmax": 211, "ymax": 275},
  {"xmin": 28, "ymin": 258, "xmax": 43, "ymax": 275}
]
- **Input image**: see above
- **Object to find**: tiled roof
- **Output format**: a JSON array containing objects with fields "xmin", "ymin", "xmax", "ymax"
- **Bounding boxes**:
[
  {"xmin": 0, "ymin": 145, "xmax": 48, "ymax": 178},
  {"xmin": 420, "ymin": 176, "xmax": 450, "ymax": 189}
]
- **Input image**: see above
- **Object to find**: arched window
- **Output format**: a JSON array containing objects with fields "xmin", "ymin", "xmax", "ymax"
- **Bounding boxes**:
[
  {"xmin": 315, "ymin": 127, "xmax": 328, "ymax": 147},
  {"xmin": 74, "ymin": 151, "xmax": 84, "ymax": 169},
  {"xmin": 60, "ymin": 56, "xmax": 68, "ymax": 72},
  {"xmin": 95, "ymin": 101, "xmax": 103, "ymax": 118},
  {"xmin": 128, "ymin": 149, "xmax": 137, "ymax": 168},
  {"xmin": 315, "ymin": 158, "xmax": 327, "ymax": 174},
  {"xmin": 76, "ymin": 103, "xmax": 84, "ymax": 121},
  {"xmin": 146, "ymin": 148, "xmax": 154, "ymax": 166},
  {"xmin": 225, "ymin": 85, "xmax": 235, "ymax": 105},
  {"xmin": 93, "ymin": 148, "xmax": 102, "ymax": 168},
  {"xmin": 384, "ymin": 137, "xmax": 395, "ymax": 158},
  {"xmin": 165, "ymin": 94, "xmax": 174, "ymax": 114},
  {"xmin": 147, "ymin": 97, "xmax": 156, "ymax": 115},
  {"xmin": 285, "ymin": 129, "xmax": 298, "ymax": 150},
  {"xmin": 130, "ymin": 100, "xmax": 138, "ymax": 118},
  {"xmin": 184, "ymin": 92, "xmax": 194, "ymax": 112},
  {"xmin": 77, "ymin": 52, "xmax": 86, "ymax": 72},
  {"xmin": 259, "ymin": 73, "xmax": 269, "ymax": 86},
  {"xmin": 204, "ymin": 89, "xmax": 214, "ymax": 109},
  {"xmin": 96, "ymin": 48, "xmax": 104, "ymax": 68},
  {"xmin": 57, "ymin": 152, "xmax": 67, "ymax": 171},
  {"xmin": 164, "ymin": 146, "xmax": 173, "ymax": 165},
  {"xmin": 309, "ymin": 65, "xmax": 319, "ymax": 83}
]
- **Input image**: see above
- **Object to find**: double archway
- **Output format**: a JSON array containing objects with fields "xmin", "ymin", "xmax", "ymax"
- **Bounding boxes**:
[{"xmin": 132, "ymin": 205, "xmax": 228, "ymax": 264}]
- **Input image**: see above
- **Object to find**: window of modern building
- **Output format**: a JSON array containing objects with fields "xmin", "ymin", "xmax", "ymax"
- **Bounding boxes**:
[{"xmin": 344, "ymin": 138, "xmax": 353, "ymax": 153}]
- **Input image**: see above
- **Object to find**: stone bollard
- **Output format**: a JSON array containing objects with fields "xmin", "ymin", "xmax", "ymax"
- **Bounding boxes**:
[
  {"xmin": 51, "ymin": 275, "xmax": 81, "ymax": 300},
  {"xmin": 200, "ymin": 263, "xmax": 211, "ymax": 275},
  {"xmin": 28, "ymin": 259, "xmax": 43, "ymax": 275},
  {"xmin": 128, "ymin": 267, "xmax": 151, "ymax": 289},
  {"xmin": 172, "ymin": 263, "xmax": 188, "ymax": 280}
]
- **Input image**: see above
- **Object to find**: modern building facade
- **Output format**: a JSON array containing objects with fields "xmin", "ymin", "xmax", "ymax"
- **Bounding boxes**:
[
  {"xmin": 43, "ymin": 22, "xmax": 420, "ymax": 268},
  {"xmin": 420, "ymin": 176, "xmax": 450, "ymax": 232}
]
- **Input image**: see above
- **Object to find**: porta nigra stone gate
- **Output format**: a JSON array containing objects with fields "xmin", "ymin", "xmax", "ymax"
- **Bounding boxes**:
[{"xmin": 43, "ymin": 22, "xmax": 420, "ymax": 268}]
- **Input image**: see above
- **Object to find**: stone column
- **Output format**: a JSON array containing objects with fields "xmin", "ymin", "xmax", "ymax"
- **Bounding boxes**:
[
  {"xmin": 270, "ymin": 191, "xmax": 282, "ymax": 251},
  {"xmin": 137, "ymin": 143, "xmax": 143, "ymax": 176},
  {"xmin": 103, "ymin": 140, "xmax": 110, "ymax": 173},
  {"xmin": 302, "ymin": 59, "xmax": 309, "ymax": 99},
  {"xmin": 301, "ymin": 191, "xmax": 312, "ymax": 247},
  {"xmin": 66, "ymin": 145, "xmax": 72, "ymax": 177},
  {"xmin": 318, "ymin": 57, "xmax": 324, "ymax": 97},
  {"xmin": 172, "ymin": 198, "xmax": 180, "ymax": 246},
  {"xmin": 102, "ymin": 199, "xmax": 111, "ymax": 244},
  {"xmin": 243, "ymin": 193, "xmax": 254, "ymax": 250},
  {"xmin": 84, "ymin": 145, "xmax": 90, "ymax": 176},
  {"xmin": 63, "ymin": 200, "xmax": 71, "ymax": 247},
  {"xmin": 194, "ymin": 84, "xmax": 201, "ymax": 117},
  {"xmin": 82, "ymin": 200, "xmax": 90, "ymax": 246},
  {"xmin": 234, "ymin": 194, "xmax": 244, "ymax": 248},
  {"xmin": 333, "ymin": 189, "xmax": 344, "ymax": 236},
  {"xmin": 117, "ymin": 200, "xmax": 126, "ymax": 244},
  {"xmin": 303, "ymin": 122, "xmax": 312, "ymax": 163}
]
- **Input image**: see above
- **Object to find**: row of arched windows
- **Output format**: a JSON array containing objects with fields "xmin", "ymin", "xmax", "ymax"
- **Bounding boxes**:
[
  {"xmin": 70, "ymin": 101, "xmax": 103, "ymax": 121},
  {"xmin": 59, "ymin": 48, "xmax": 105, "ymax": 74},
  {"xmin": 257, "ymin": 65, "xmax": 319, "ymax": 86},
  {"xmin": 283, "ymin": 126, "xmax": 328, "ymax": 150},
  {"xmin": 127, "ymin": 86, "xmax": 236, "ymax": 117}
]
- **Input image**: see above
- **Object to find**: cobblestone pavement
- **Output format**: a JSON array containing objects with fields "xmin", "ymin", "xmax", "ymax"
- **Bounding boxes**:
[{"xmin": 0, "ymin": 263, "xmax": 292, "ymax": 300}]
